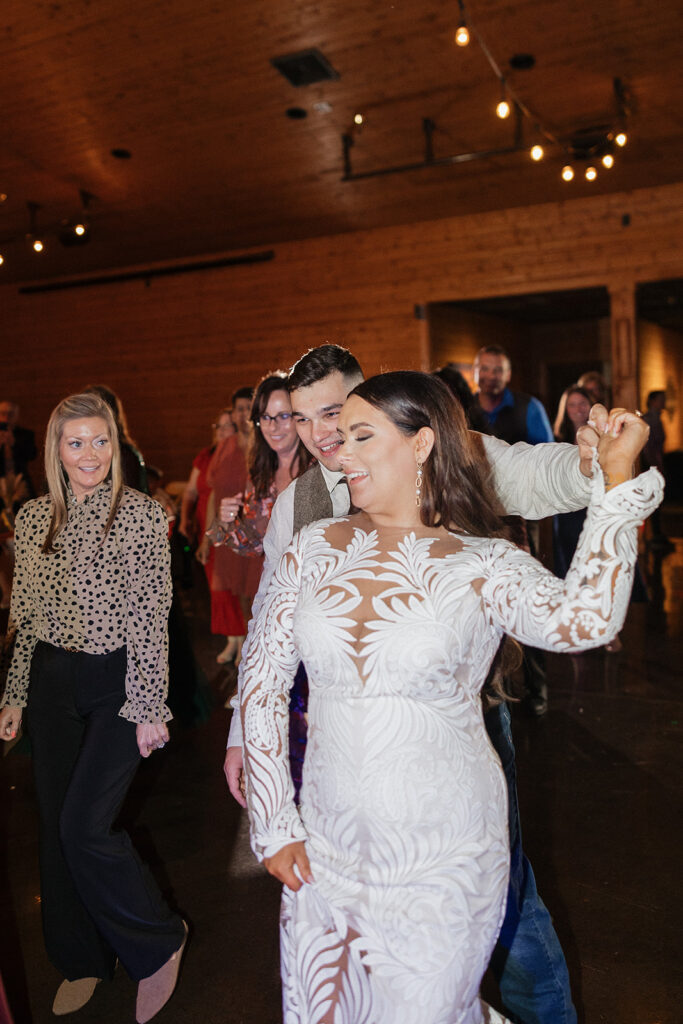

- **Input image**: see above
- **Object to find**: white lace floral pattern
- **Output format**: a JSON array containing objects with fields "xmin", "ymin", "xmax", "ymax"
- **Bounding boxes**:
[{"xmin": 241, "ymin": 469, "xmax": 662, "ymax": 1024}]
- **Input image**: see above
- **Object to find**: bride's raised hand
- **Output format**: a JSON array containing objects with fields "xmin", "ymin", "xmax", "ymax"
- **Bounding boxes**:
[
  {"xmin": 264, "ymin": 841, "xmax": 314, "ymax": 891},
  {"xmin": 597, "ymin": 409, "xmax": 650, "ymax": 490}
]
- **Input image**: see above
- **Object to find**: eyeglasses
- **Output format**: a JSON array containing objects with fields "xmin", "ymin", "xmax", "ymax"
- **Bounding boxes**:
[{"xmin": 258, "ymin": 412, "xmax": 293, "ymax": 426}]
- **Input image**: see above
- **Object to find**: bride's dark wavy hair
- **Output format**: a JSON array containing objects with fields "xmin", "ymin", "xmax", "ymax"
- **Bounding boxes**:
[
  {"xmin": 349, "ymin": 371, "xmax": 521, "ymax": 702},
  {"xmin": 350, "ymin": 371, "xmax": 506, "ymax": 537}
]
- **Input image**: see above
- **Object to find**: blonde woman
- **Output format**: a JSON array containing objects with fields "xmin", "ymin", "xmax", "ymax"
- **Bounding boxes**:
[{"xmin": 0, "ymin": 393, "xmax": 186, "ymax": 1023}]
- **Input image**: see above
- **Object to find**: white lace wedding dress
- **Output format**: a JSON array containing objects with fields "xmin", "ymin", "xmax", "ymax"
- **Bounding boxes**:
[{"xmin": 241, "ymin": 471, "xmax": 662, "ymax": 1024}]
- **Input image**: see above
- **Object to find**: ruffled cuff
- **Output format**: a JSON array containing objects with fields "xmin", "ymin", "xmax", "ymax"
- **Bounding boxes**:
[{"xmin": 118, "ymin": 698, "xmax": 173, "ymax": 725}]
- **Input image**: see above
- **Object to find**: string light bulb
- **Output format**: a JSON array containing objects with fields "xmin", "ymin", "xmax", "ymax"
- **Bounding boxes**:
[
  {"xmin": 0, "ymin": 254, "xmax": 4, "ymax": 266},
  {"xmin": 353, "ymin": 113, "xmax": 364, "ymax": 126},
  {"xmin": 455, "ymin": 23, "xmax": 469, "ymax": 46},
  {"xmin": 615, "ymin": 131, "xmax": 627, "ymax": 147},
  {"xmin": 561, "ymin": 165, "xmax": 575, "ymax": 182},
  {"xmin": 530, "ymin": 144, "xmax": 544, "ymax": 161},
  {"xmin": 33, "ymin": 239, "xmax": 44, "ymax": 252},
  {"xmin": 455, "ymin": 1, "xmax": 469, "ymax": 46},
  {"xmin": 585, "ymin": 165, "xmax": 597, "ymax": 181},
  {"xmin": 74, "ymin": 223, "xmax": 86, "ymax": 236},
  {"xmin": 602, "ymin": 153, "xmax": 614, "ymax": 169}
]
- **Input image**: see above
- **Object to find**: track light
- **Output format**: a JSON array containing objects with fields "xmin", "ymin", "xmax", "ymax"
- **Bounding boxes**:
[
  {"xmin": 602, "ymin": 153, "xmax": 614, "ymax": 169},
  {"xmin": 585, "ymin": 165, "xmax": 597, "ymax": 181},
  {"xmin": 561, "ymin": 165, "xmax": 574, "ymax": 181},
  {"xmin": 530, "ymin": 144, "xmax": 544, "ymax": 161}
]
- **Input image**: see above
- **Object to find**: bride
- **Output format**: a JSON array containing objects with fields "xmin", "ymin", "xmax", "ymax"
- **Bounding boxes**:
[{"xmin": 239, "ymin": 371, "xmax": 661, "ymax": 1024}]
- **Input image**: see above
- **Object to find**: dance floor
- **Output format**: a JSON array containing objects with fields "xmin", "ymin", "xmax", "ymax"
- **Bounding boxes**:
[{"xmin": 1, "ymin": 508, "xmax": 681, "ymax": 1024}]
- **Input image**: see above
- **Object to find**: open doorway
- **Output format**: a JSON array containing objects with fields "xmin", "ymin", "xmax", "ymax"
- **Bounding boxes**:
[
  {"xmin": 427, "ymin": 286, "xmax": 611, "ymax": 429},
  {"xmin": 637, "ymin": 278, "xmax": 683, "ymax": 492}
]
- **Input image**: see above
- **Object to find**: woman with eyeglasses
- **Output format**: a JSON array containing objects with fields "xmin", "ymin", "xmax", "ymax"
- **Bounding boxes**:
[{"xmin": 215, "ymin": 374, "xmax": 312, "ymax": 664}]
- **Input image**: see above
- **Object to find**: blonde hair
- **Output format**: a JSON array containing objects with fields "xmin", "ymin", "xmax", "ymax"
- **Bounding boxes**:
[{"xmin": 43, "ymin": 392, "xmax": 123, "ymax": 553}]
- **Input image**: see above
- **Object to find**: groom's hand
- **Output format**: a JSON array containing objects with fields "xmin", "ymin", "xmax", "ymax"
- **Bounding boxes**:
[{"xmin": 577, "ymin": 404, "xmax": 609, "ymax": 477}]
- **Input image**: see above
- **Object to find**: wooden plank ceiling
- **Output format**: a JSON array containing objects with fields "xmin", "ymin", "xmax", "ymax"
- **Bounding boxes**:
[{"xmin": 1, "ymin": 0, "xmax": 681, "ymax": 284}]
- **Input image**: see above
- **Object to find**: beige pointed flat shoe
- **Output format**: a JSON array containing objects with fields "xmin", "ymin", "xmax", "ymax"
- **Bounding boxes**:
[
  {"xmin": 52, "ymin": 977, "xmax": 100, "ymax": 1015},
  {"xmin": 136, "ymin": 921, "xmax": 188, "ymax": 1024}
]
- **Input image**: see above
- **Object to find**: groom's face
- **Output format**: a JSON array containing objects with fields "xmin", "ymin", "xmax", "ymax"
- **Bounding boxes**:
[{"xmin": 290, "ymin": 371, "xmax": 356, "ymax": 471}]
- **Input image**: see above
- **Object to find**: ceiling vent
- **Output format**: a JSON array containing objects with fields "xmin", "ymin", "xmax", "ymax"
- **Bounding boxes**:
[{"xmin": 271, "ymin": 48, "xmax": 340, "ymax": 87}]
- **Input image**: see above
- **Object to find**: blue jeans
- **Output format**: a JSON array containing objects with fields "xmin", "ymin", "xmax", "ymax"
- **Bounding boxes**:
[{"xmin": 485, "ymin": 703, "xmax": 577, "ymax": 1024}]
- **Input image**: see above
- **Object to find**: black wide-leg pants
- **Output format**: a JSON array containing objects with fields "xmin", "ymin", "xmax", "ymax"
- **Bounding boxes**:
[{"xmin": 26, "ymin": 641, "xmax": 185, "ymax": 982}]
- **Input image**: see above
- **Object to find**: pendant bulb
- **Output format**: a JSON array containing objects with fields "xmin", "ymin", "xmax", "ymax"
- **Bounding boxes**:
[{"xmin": 455, "ymin": 23, "xmax": 469, "ymax": 46}]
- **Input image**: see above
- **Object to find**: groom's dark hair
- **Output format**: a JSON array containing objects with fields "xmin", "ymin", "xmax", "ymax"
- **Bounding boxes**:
[{"xmin": 288, "ymin": 344, "xmax": 363, "ymax": 393}]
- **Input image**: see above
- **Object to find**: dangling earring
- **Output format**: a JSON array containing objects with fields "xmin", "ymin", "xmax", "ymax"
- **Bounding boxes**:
[{"xmin": 415, "ymin": 460, "xmax": 423, "ymax": 507}]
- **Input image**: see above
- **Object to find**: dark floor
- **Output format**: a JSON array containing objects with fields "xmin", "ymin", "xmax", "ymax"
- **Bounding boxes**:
[{"xmin": 1, "ymin": 511, "xmax": 682, "ymax": 1024}]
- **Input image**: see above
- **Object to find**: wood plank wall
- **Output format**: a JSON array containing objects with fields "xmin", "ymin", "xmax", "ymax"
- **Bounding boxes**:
[{"xmin": 3, "ymin": 181, "xmax": 683, "ymax": 482}]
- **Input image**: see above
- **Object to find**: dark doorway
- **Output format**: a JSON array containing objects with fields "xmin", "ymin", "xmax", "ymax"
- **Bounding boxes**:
[{"xmin": 427, "ymin": 286, "xmax": 611, "ymax": 428}]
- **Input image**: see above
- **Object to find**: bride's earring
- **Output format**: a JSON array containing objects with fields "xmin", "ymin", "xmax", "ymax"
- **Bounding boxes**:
[{"xmin": 415, "ymin": 460, "xmax": 423, "ymax": 507}]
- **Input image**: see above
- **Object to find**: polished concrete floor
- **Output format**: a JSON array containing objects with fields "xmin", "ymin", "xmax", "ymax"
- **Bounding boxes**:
[{"xmin": 1, "ymin": 510, "xmax": 681, "ymax": 1024}]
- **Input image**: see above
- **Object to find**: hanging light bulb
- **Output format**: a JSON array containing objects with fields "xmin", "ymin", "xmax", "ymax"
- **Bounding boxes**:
[
  {"xmin": 74, "ymin": 223, "xmax": 86, "ymax": 236},
  {"xmin": 455, "ymin": 1, "xmax": 469, "ymax": 46},
  {"xmin": 530, "ymin": 144, "xmax": 544, "ymax": 161},
  {"xmin": 602, "ymin": 153, "xmax": 614, "ymax": 169},
  {"xmin": 615, "ymin": 131, "xmax": 627, "ymax": 147},
  {"xmin": 561, "ymin": 165, "xmax": 575, "ymax": 182},
  {"xmin": 33, "ymin": 239, "xmax": 44, "ymax": 252},
  {"xmin": 455, "ymin": 23, "xmax": 469, "ymax": 46},
  {"xmin": 353, "ymin": 113, "xmax": 364, "ymax": 126},
  {"xmin": 0, "ymin": 254, "xmax": 4, "ymax": 266},
  {"xmin": 496, "ymin": 78, "xmax": 510, "ymax": 119},
  {"xmin": 585, "ymin": 165, "xmax": 597, "ymax": 181}
]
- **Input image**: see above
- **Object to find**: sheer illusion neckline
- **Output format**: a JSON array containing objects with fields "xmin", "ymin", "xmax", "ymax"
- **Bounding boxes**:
[{"xmin": 344, "ymin": 512, "xmax": 455, "ymax": 541}]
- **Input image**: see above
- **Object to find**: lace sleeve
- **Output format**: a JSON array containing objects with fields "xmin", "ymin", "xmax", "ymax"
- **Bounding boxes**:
[
  {"xmin": 240, "ymin": 530, "xmax": 308, "ymax": 861},
  {"xmin": 481, "ymin": 469, "xmax": 664, "ymax": 651}
]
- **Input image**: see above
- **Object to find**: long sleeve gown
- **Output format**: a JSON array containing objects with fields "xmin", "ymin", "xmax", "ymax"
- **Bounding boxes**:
[{"xmin": 240, "ymin": 469, "xmax": 662, "ymax": 1024}]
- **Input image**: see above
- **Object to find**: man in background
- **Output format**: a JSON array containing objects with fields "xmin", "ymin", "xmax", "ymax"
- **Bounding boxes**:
[
  {"xmin": 473, "ymin": 346, "xmax": 554, "ymax": 716},
  {"xmin": 473, "ymin": 345, "xmax": 554, "ymax": 446}
]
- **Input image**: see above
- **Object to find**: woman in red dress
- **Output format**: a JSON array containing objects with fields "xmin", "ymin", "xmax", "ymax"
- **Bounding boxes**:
[
  {"xmin": 198, "ymin": 389, "xmax": 254, "ymax": 663},
  {"xmin": 178, "ymin": 408, "xmax": 235, "ymax": 565}
]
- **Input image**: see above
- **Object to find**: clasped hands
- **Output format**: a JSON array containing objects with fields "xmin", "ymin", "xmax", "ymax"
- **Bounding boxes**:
[{"xmin": 576, "ymin": 404, "xmax": 650, "ymax": 487}]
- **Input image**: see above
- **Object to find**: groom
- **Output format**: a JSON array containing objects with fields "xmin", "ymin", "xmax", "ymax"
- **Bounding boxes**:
[{"xmin": 225, "ymin": 344, "xmax": 596, "ymax": 1024}]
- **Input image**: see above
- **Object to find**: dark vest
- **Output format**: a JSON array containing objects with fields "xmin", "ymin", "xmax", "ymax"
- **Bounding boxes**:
[
  {"xmin": 292, "ymin": 463, "xmax": 333, "ymax": 534},
  {"xmin": 482, "ymin": 392, "xmax": 531, "ymax": 445}
]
